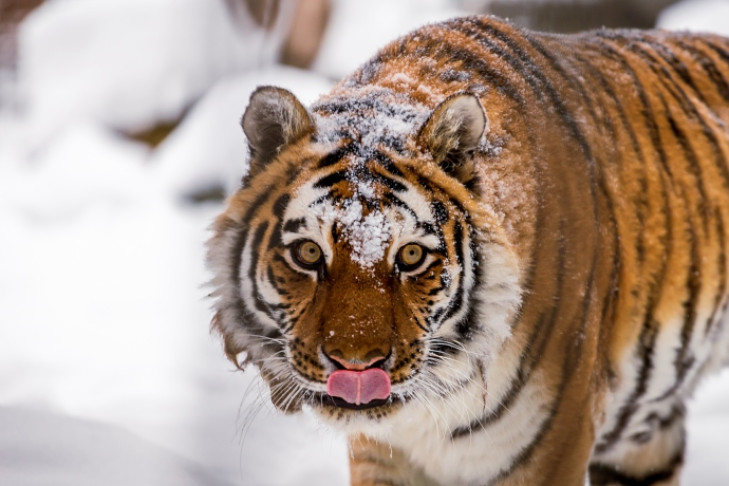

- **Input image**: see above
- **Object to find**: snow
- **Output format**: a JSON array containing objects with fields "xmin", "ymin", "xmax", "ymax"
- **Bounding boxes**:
[
  {"xmin": 153, "ymin": 67, "xmax": 332, "ymax": 199},
  {"xmin": 314, "ymin": 198, "xmax": 392, "ymax": 269},
  {"xmin": 311, "ymin": 0, "xmax": 468, "ymax": 80},
  {"xmin": 17, "ymin": 0, "xmax": 295, "ymax": 146},
  {"xmin": 313, "ymin": 87, "xmax": 430, "ymax": 149},
  {"xmin": 1, "ymin": 0, "xmax": 729, "ymax": 485},
  {"xmin": 657, "ymin": 0, "xmax": 729, "ymax": 36}
]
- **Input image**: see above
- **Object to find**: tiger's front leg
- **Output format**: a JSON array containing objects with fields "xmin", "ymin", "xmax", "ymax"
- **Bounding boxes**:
[
  {"xmin": 348, "ymin": 435, "xmax": 440, "ymax": 486},
  {"xmin": 589, "ymin": 402, "xmax": 686, "ymax": 486}
]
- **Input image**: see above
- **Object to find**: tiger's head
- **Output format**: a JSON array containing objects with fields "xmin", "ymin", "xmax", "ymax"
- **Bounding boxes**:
[{"xmin": 207, "ymin": 86, "xmax": 522, "ymax": 430}]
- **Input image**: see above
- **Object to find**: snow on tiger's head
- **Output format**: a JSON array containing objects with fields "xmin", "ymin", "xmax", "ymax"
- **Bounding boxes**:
[{"xmin": 206, "ymin": 86, "xmax": 522, "ymax": 426}]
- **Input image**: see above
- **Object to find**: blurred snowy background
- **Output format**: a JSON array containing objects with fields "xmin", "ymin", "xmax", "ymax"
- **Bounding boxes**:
[{"xmin": 1, "ymin": 0, "xmax": 729, "ymax": 485}]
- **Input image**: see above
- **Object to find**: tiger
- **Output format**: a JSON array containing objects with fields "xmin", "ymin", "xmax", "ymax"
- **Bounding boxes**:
[{"xmin": 206, "ymin": 15, "xmax": 729, "ymax": 486}]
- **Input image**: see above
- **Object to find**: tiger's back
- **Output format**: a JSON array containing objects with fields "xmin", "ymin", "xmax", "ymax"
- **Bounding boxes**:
[{"xmin": 207, "ymin": 16, "xmax": 729, "ymax": 486}]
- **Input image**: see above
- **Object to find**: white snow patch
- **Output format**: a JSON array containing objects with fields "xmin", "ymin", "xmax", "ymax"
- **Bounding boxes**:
[
  {"xmin": 313, "ymin": 88, "xmax": 429, "ymax": 148},
  {"xmin": 315, "ymin": 198, "xmax": 391, "ymax": 269},
  {"xmin": 657, "ymin": 0, "xmax": 729, "ymax": 36},
  {"xmin": 311, "ymin": 0, "xmax": 468, "ymax": 80},
  {"xmin": 17, "ymin": 0, "xmax": 295, "ymax": 146},
  {"xmin": 0, "ymin": 122, "xmax": 152, "ymax": 220},
  {"xmin": 152, "ymin": 66, "xmax": 332, "ymax": 198}
]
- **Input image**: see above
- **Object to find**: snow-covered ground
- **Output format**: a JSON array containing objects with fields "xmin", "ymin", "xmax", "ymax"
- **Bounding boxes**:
[{"xmin": 1, "ymin": 0, "xmax": 728, "ymax": 485}]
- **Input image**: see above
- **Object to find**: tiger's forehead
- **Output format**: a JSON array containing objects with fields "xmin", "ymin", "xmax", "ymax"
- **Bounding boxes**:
[
  {"xmin": 282, "ymin": 155, "xmax": 439, "ymax": 270},
  {"xmin": 311, "ymin": 86, "xmax": 429, "ymax": 151}
]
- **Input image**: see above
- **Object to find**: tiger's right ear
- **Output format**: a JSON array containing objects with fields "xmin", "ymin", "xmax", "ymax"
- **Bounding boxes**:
[
  {"xmin": 242, "ymin": 86, "xmax": 315, "ymax": 172},
  {"xmin": 417, "ymin": 93, "xmax": 487, "ymax": 186}
]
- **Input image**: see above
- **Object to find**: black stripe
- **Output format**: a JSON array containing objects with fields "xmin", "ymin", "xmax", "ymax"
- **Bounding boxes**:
[
  {"xmin": 370, "ymin": 171, "xmax": 407, "ymax": 193},
  {"xmin": 412, "ymin": 314, "xmax": 430, "ymax": 334},
  {"xmin": 589, "ymin": 449, "xmax": 683, "ymax": 486},
  {"xmin": 249, "ymin": 222, "xmax": 278, "ymax": 322},
  {"xmin": 415, "ymin": 176, "xmax": 468, "ymax": 215},
  {"xmin": 707, "ymin": 211, "xmax": 727, "ymax": 337},
  {"xmin": 266, "ymin": 265, "xmax": 288, "ymax": 297},
  {"xmin": 330, "ymin": 221, "xmax": 339, "ymax": 244},
  {"xmin": 654, "ymin": 92, "xmax": 703, "ymax": 395},
  {"xmin": 431, "ymin": 201, "xmax": 448, "ymax": 225},
  {"xmin": 410, "ymin": 259, "xmax": 441, "ymax": 281},
  {"xmin": 595, "ymin": 122, "xmax": 672, "ymax": 453},
  {"xmin": 595, "ymin": 321, "xmax": 660, "ymax": 454},
  {"xmin": 267, "ymin": 193, "xmax": 291, "ymax": 250},
  {"xmin": 632, "ymin": 41, "xmax": 729, "ymax": 197},
  {"xmin": 440, "ymin": 221, "xmax": 467, "ymax": 329},
  {"xmin": 308, "ymin": 191, "xmax": 340, "ymax": 208},
  {"xmin": 241, "ymin": 187, "xmax": 275, "ymax": 226},
  {"xmin": 398, "ymin": 22, "xmax": 526, "ymax": 106},
  {"xmin": 451, "ymin": 225, "xmax": 567, "ymax": 439},
  {"xmin": 455, "ymin": 233, "xmax": 486, "ymax": 340},
  {"xmin": 472, "ymin": 19, "xmax": 598, "ymax": 176},
  {"xmin": 524, "ymin": 32, "xmax": 601, "ymax": 129},
  {"xmin": 372, "ymin": 151, "xmax": 405, "ymax": 178},
  {"xmin": 570, "ymin": 54, "xmax": 623, "ymax": 338},
  {"xmin": 664, "ymin": 103, "xmax": 710, "ymax": 231},
  {"xmin": 580, "ymin": 50, "xmax": 650, "ymax": 266},
  {"xmin": 317, "ymin": 143, "xmax": 356, "ymax": 168},
  {"xmin": 272, "ymin": 193, "xmax": 290, "ymax": 220},
  {"xmin": 643, "ymin": 38, "xmax": 711, "ymax": 107},
  {"xmin": 313, "ymin": 170, "xmax": 348, "ymax": 189},
  {"xmin": 699, "ymin": 38, "xmax": 729, "ymax": 70},
  {"xmin": 674, "ymin": 39, "xmax": 729, "ymax": 103},
  {"xmin": 416, "ymin": 221, "xmax": 437, "ymax": 236},
  {"xmin": 490, "ymin": 337, "xmax": 574, "ymax": 481},
  {"xmin": 384, "ymin": 193, "xmax": 419, "ymax": 220},
  {"xmin": 593, "ymin": 37, "xmax": 675, "ymax": 185},
  {"xmin": 282, "ymin": 218, "xmax": 306, "ymax": 234}
]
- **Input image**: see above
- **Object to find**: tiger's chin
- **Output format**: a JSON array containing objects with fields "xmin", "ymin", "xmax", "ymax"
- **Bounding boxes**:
[{"xmin": 306, "ymin": 392, "xmax": 408, "ymax": 430}]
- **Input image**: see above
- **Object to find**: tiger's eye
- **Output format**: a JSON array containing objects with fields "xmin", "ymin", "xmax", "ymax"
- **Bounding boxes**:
[
  {"xmin": 398, "ymin": 244, "xmax": 425, "ymax": 268},
  {"xmin": 294, "ymin": 241, "xmax": 323, "ymax": 267}
]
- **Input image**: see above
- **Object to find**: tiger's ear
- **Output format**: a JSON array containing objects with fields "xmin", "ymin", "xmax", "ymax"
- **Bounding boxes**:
[
  {"xmin": 417, "ymin": 93, "xmax": 487, "ymax": 185},
  {"xmin": 242, "ymin": 86, "xmax": 315, "ymax": 172}
]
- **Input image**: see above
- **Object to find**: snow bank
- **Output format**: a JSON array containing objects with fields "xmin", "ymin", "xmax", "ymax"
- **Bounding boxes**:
[
  {"xmin": 0, "ymin": 123, "xmax": 151, "ymax": 220},
  {"xmin": 17, "ymin": 0, "xmax": 294, "ymax": 145},
  {"xmin": 152, "ymin": 66, "xmax": 332, "ymax": 199},
  {"xmin": 657, "ymin": 0, "xmax": 729, "ymax": 35},
  {"xmin": 312, "ymin": 0, "xmax": 467, "ymax": 80},
  {"xmin": 1, "ymin": 0, "xmax": 728, "ymax": 484},
  {"xmin": 0, "ymin": 406, "xmax": 231, "ymax": 486},
  {"xmin": 684, "ymin": 368, "xmax": 729, "ymax": 483}
]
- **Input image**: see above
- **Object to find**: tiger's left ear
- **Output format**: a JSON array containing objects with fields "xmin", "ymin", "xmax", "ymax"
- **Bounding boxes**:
[
  {"xmin": 417, "ymin": 93, "xmax": 487, "ymax": 185},
  {"xmin": 242, "ymin": 86, "xmax": 315, "ymax": 176}
]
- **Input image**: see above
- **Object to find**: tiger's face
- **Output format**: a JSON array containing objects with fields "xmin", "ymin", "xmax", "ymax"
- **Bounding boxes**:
[{"xmin": 207, "ymin": 86, "xmax": 522, "ymax": 430}]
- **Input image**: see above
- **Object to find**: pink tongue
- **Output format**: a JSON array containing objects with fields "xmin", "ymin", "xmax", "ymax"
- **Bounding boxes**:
[{"xmin": 326, "ymin": 368, "xmax": 391, "ymax": 406}]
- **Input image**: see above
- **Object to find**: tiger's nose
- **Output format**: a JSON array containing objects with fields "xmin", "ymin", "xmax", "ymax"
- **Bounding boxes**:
[{"xmin": 323, "ymin": 347, "xmax": 389, "ymax": 371}]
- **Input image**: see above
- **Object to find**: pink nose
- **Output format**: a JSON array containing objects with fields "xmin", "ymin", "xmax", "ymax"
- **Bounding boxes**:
[
  {"xmin": 326, "ymin": 368, "xmax": 391, "ymax": 406},
  {"xmin": 326, "ymin": 353, "xmax": 386, "ymax": 371}
]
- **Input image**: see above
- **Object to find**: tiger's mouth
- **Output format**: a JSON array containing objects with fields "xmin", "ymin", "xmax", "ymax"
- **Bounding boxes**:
[
  {"xmin": 306, "ymin": 391, "xmax": 405, "ymax": 414},
  {"xmin": 323, "ymin": 395, "xmax": 393, "ymax": 410}
]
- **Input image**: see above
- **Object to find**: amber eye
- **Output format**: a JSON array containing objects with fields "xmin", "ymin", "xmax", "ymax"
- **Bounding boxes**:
[
  {"xmin": 397, "ymin": 243, "xmax": 426, "ymax": 270},
  {"xmin": 292, "ymin": 240, "xmax": 323, "ymax": 268}
]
